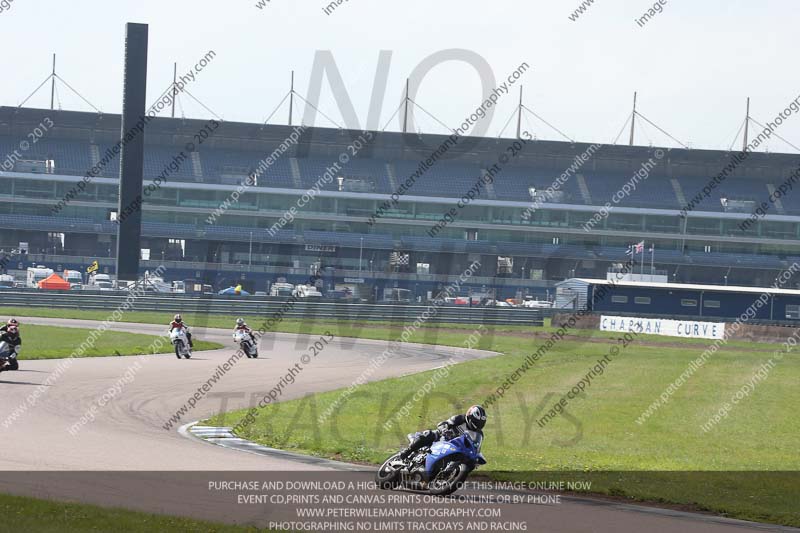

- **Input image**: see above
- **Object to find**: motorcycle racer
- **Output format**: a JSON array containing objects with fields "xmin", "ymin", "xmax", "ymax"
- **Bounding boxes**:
[
  {"xmin": 233, "ymin": 318, "xmax": 258, "ymax": 358},
  {"xmin": 0, "ymin": 318, "xmax": 19, "ymax": 334},
  {"xmin": 169, "ymin": 314, "xmax": 193, "ymax": 348},
  {"xmin": 0, "ymin": 325, "xmax": 21, "ymax": 370},
  {"xmin": 234, "ymin": 317, "xmax": 252, "ymax": 334},
  {"xmin": 399, "ymin": 405, "xmax": 486, "ymax": 460}
]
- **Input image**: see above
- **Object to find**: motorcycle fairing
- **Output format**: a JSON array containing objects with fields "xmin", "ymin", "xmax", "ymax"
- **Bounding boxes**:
[{"xmin": 424, "ymin": 434, "xmax": 479, "ymax": 474}]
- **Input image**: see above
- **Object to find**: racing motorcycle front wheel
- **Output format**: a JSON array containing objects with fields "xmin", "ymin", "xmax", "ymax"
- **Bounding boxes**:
[
  {"xmin": 375, "ymin": 453, "xmax": 403, "ymax": 490},
  {"xmin": 428, "ymin": 461, "xmax": 470, "ymax": 496}
]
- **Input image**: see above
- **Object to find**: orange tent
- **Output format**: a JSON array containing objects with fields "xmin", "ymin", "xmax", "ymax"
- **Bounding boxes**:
[{"xmin": 38, "ymin": 273, "xmax": 71, "ymax": 291}]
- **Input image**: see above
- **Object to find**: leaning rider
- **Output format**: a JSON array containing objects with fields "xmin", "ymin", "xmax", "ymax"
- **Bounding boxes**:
[
  {"xmin": 0, "ymin": 325, "xmax": 21, "ymax": 369},
  {"xmin": 399, "ymin": 405, "xmax": 487, "ymax": 460},
  {"xmin": 234, "ymin": 317, "xmax": 252, "ymax": 334},
  {"xmin": 0, "ymin": 318, "xmax": 19, "ymax": 334},
  {"xmin": 169, "ymin": 314, "xmax": 193, "ymax": 348}
]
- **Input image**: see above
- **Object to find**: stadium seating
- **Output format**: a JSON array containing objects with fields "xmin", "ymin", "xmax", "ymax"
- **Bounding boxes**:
[
  {"xmin": 143, "ymin": 145, "xmax": 198, "ymax": 182},
  {"xmin": 0, "ymin": 135, "xmax": 790, "ymax": 216},
  {"xmin": 490, "ymin": 168, "xmax": 584, "ymax": 203},
  {"xmin": 0, "ymin": 136, "xmax": 92, "ymax": 175},
  {"xmin": 295, "ymin": 157, "xmax": 392, "ymax": 193},
  {"xmin": 200, "ymin": 147, "xmax": 295, "ymax": 188},
  {"xmin": 585, "ymin": 174, "xmax": 681, "ymax": 209},
  {"xmin": 675, "ymin": 177, "xmax": 771, "ymax": 213},
  {"xmin": 0, "ymin": 212, "xmax": 790, "ymax": 272},
  {"xmin": 393, "ymin": 161, "xmax": 487, "ymax": 199}
]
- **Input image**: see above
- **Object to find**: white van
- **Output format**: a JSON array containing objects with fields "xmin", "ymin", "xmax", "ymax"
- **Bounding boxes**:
[
  {"xmin": 90, "ymin": 273, "xmax": 115, "ymax": 291},
  {"xmin": 26, "ymin": 266, "xmax": 54, "ymax": 288}
]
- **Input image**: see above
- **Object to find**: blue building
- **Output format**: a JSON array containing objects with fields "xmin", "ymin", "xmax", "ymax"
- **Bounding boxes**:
[{"xmin": 557, "ymin": 278, "xmax": 800, "ymax": 323}]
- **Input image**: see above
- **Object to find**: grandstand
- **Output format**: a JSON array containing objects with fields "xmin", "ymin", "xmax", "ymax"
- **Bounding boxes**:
[{"xmin": 1, "ymin": 105, "xmax": 800, "ymax": 298}]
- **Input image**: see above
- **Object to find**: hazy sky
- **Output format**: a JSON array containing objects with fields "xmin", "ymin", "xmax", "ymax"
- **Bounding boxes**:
[{"xmin": 1, "ymin": 1, "xmax": 797, "ymax": 153}]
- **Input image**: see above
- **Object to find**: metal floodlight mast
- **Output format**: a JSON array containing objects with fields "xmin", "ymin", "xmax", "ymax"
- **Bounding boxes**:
[{"xmin": 116, "ymin": 22, "xmax": 149, "ymax": 280}]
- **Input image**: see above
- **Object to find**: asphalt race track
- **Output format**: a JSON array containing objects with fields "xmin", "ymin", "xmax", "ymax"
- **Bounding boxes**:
[
  {"xmin": 0, "ymin": 317, "xmax": 794, "ymax": 532},
  {"xmin": 0, "ymin": 317, "xmax": 490, "ymax": 471}
]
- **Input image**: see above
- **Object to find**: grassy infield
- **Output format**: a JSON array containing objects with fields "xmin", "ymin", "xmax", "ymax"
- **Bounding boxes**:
[
  {"xmin": 14, "ymin": 324, "xmax": 220, "ymax": 359},
  {"xmin": 0, "ymin": 494, "xmax": 274, "ymax": 533},
  {"xmin": 0, "ymin": 306, "xmax": 797, "ymax": 529}
]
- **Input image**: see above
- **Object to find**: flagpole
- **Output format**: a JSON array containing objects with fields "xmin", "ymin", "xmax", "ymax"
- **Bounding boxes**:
[
  {"xmin": 627, "ymin": 244, "xmax": 633, "ymax": 274},
  {"xmin": 650, "ymin": 244, "xmax": 655, "ymax": 279},
  {"xmin": 642, "ymin": 244, "xmax": 644, "ymax": 281},
  {"xmin": 640, "ymin": 243, "xmax": 645, "ymax": 277}
]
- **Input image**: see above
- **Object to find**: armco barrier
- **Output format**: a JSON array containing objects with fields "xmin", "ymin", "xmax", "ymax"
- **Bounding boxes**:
[{"xmin": 0, "ymin": 290, "xmax": 545, "ymax": 326}]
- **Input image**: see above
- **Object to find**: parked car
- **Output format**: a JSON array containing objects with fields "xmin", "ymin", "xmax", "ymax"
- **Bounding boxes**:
[
  {"xmin": 522, "ymin": 299, "xmax": 553, "ymax": 309},
  {"xmin": 293, "ymin": 284, "xmax": 323, "ymax": 300},
  {"xmin": 89, "ymin": 273, "xmax": 115, "ymax": 291},
  {"xmin": 63, "ymin": 269, "xmax": 84, "ymax": 287}
]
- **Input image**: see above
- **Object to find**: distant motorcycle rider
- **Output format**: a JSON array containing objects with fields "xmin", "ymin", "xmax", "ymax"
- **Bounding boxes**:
[
  {"xmin": 234, "ymin": 318, "xmax": 252, "ymax": 334},
  {"xmin": 234, "ymin": 318, "xmax": 257, "ymax": 356},
  {"xmin": 0, "ymin": 318, "xmax": 19, "ymax": 334},
  {"xmin": 0, "ymin": 325, "xmax": 21, "ymax": 370},
  {"xmin": 399, "ymin": 405, "xmax": 487, "ymax": 460},
  {"xmin": 169, "ymin": 314, "xmax": 193, "ymax": 348}
]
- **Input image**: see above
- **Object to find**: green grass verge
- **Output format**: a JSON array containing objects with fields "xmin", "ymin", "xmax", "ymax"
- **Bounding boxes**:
[
  {"xmin": 202, "ymin": 330, "xmax": 799, "ymax": 526},
  {"xmin": 3, "ymin": 306, "xmax": 797, "ymax": 525},
  {"xmin": 0, "ymin": 493, "xmax": 277, "ymax": 532},
  {"xmin": 14, "ymin": 324, "xmax": 221, "ymax": 359},
  {"xmin": 0, "ymin": 306, "xmax": 782, "ymax": 351}
]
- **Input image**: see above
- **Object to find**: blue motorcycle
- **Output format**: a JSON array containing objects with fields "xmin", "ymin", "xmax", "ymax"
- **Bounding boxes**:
[{"xmin": 376, "ymin": 430, "xmax": 487, "ymax": 496}]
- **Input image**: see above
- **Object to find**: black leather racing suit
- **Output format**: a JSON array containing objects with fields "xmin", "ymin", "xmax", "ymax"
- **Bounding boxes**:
[
  {"xmin": 0, "ymin": 331, "xmax": 21, "ymax": 368},
  {"xmin": 0, "ymin": 331, "xmax": 20, "ymax": 349},
  {"xmin": 401, "ymin": 414, "xmax": 483, "ymax": 458}
]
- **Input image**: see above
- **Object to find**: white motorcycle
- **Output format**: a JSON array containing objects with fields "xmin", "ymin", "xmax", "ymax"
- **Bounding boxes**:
[
  {"xmin": 170, "ymin": 328, "xmax": 192, "ymax": 359},
  {"xmin": 233, "ymin": 330, "xmax": 258, "ymax": 358},
  {"xmin": 0, "ymin": 340, "xmax": 20, "ymax": 371}
]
